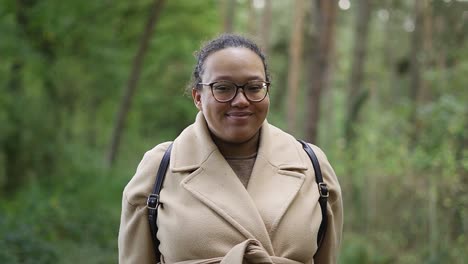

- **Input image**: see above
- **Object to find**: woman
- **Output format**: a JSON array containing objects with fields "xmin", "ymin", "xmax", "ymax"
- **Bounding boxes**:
[{"xmin": 118, "ymin": 34, "xmax": 343, "ymax": 264}]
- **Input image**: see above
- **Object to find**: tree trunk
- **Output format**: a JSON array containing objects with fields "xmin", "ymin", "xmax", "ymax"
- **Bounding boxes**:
[
  {"xmin": 2, "ymin": 0, "xmax": 59, "ymax": 193},
  {"xmin": 247, "ymin": 0, "xmax": 257, "ymax": 36},
  {"xmin": 420, "ymin": 0, "xmax": 432, "ymax": 103},
  {"xmin": 106, "ymin": 0, "xmax": 165, "ymax": 166},
  {"xmin": 3, "ymin": 61, "xmax": 24, "ymax": 195},
  {"xmin": 408, "ymin": 0, "xmax": 424, "ymax": 147},
  {"xmin": 286, "ymin": 0, "xmax": 306, "ymax": 134},
  {"xmin": 419, "ymin": 0, "xmax": 439, "ymax": 259},
  {"xmin": 345, "ymin": 0, "xmax": 371, "ymax": 145},
  {"xmin": 428, "ymin": 172, "xmax": 439, "ymax": 262},
  {"xmin": 304, "ymin": 0, "xmax": 337, "ymax": 143},
  {"xmin": 87, "ymin": 96, "xmax": 99, "ymax": 148},
  {"xmin": 260, "ymin": 0, "xmax": 272, "ymax": 54},
  {"xmin": 223, "ymin": 0, "xmax": 236, "ymax": 33}
]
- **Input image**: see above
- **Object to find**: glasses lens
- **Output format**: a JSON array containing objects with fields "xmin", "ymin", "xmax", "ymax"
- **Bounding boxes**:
[
  {"xmin": 245, "ymin": 81, "xmax": 268, "ymax": 101},
  {"xmin": 212, "ymin": 81, "xmax": 236, "ymax": 101}
]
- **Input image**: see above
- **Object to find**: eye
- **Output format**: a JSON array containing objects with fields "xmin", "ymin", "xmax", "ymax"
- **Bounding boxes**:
[
  {"xmin": 246, "ymin": 82, "xmax": 265, "ymax": 92},
  {"xmin": 213, "ymin": 82, "xmax": 234, "ymax": 92}
]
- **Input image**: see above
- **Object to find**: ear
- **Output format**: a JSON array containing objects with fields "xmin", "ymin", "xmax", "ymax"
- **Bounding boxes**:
[{"xmin": 192, "ymin": 88, "xmax": 202, "ymax": 111}]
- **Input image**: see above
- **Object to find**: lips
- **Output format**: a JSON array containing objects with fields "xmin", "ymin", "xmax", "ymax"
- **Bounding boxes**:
[
  {"xmin": 226, "ymin": 112, "xmax": 253, "ymax": 123},
  {"xmin": 227, "ymin": 111, "xmax": 253, "ymax": 117}
]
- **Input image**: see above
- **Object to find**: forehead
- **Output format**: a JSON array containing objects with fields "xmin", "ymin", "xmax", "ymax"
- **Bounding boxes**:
[{"xmin": 202, "ymin": 47, "xmax": 265, "ymax": 81}]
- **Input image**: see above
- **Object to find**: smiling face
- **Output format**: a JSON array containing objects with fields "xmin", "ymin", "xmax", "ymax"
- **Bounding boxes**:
[{"xmin": 192, "ymin": 47, "xmax": 270, "ymax": 146}]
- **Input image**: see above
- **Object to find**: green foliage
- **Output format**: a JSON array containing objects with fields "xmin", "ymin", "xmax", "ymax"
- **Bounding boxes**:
[
  {"xmin": 0, "ymin": 0, "xmax": 220, "ymax": 262},
  {"xmin": 0, "ymin": 140, "xmax": 130, "ymax": 262},
  {"xmin": 332, "ymin": 88, "xmax": 467, "ymax": 263},
  {"xmin": 340, "ymin": 233, "xmax": 393, "ymax": 264},
  {"xmin": 0, "ymin": 228, "xmax": 58, "ymax": 264},
  {"xmin": 0, "ymin": 0, "xmax": 466, "ymax": 262}
]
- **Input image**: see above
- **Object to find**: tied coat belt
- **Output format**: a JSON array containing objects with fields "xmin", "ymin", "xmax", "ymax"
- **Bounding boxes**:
[{"xmin": 170, "ymin": 239, "xmax": 301, "ymax": 264}]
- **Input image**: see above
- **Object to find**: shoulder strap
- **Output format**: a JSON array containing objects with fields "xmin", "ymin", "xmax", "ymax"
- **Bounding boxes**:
[
  {"xmin": 298, "ymin": 139, "xmax": 329, "ymax": 248},
  {"xmin": 147, "ymin": 143, "xmax": 172, "ymax": 263}
]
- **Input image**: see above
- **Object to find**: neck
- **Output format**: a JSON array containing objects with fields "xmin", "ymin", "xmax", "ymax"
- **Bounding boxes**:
[{"xmin": 212, "ymin": 132, "xmax": 260, "ymax": 158}]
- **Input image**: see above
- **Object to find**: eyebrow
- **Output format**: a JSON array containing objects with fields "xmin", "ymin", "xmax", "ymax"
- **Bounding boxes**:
[{"xmin": 211, "ymin": 75, "xmax": 265, "ymax": 82}]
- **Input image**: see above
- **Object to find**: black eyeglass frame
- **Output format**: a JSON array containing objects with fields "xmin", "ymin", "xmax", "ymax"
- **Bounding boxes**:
[{"xmin": 198, "ymin": 80, "xmax": 271, "ymax": 103}]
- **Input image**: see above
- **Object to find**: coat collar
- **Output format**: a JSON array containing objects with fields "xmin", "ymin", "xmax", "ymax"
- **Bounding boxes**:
[{"xmin": 171, "ymin": 112, "xmax": 309, "ymax": 173}]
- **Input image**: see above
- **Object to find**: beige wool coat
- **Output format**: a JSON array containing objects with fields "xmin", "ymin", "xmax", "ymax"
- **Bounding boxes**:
[{"xmin": 119, "ymin": 113, "xmax": 343, "ymax": 264}]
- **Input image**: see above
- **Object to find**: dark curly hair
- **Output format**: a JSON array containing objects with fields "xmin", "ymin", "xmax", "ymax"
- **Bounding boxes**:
[{"xmin": 188, "ymin": 33, "xmax": 271, "ymax": 93}]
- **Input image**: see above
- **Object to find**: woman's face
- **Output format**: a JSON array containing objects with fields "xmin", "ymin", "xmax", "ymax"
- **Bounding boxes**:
[{"xmin": 192, "ymin": 47, "xmax": 270, "ymax": 144}]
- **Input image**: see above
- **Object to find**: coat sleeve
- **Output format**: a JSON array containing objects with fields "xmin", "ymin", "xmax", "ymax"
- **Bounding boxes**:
[
  {"xmin": 311, "ymin": 145, "xmax": 344, "ymax": 264},
  {"xmin": 118, "ymin": 143, "xmax": 171, "ymax": 264},
  {"xmin": 119, "ymin": 197, "xmax": 156, "ymax": 263}
]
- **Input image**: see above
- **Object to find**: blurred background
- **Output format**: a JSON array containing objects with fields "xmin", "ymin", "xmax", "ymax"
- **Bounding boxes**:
[{"xmin": 0, "ymin": 0, "xmax": 467, "ymax": 263}]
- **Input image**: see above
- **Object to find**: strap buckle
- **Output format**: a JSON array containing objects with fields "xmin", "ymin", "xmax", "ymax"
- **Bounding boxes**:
[
  {"xmin": 318, "ymin": 183, "xmax": 329, "ymax": 198},
  {"xmin": 147, "ymin": 194, "xmax": 160, "ymax": 209}
]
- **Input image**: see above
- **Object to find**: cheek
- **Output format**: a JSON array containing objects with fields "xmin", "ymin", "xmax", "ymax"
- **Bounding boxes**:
[
  {"xmin": 259, "ymin": 100, "xmax": 270, "ymax": 114},
  {"xmin": 198, "ymin": 93, "xmax": 211, "ymax": 112},
  {"xmin": 201, "ymin": 96, "xmax": 225, "ymax": 116}
]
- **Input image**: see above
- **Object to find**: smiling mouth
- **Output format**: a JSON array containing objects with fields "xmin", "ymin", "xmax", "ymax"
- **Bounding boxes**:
[{"xmin": 226, "ymin": 112, "xmax": 253, "ymax": 117}]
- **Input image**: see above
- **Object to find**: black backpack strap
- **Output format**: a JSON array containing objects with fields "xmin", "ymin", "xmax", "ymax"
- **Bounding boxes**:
[
  {"xmin": 298, "ymin": 140, "xmax": 329, "ymax": 248},
  {"xmin": 147, "ymin": 143, "xmax": 172, "ymax": 263}
]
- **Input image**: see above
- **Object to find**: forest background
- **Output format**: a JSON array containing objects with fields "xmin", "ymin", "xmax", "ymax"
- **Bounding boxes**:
[{"xmin": 0, "ymin": 0, "xmax": 467, "ymax": 263}]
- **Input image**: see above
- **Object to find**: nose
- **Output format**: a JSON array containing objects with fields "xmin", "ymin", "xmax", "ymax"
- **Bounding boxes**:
[{"xmin": 231, "ymin": 88, "xmax": 250, "ymax": 107}]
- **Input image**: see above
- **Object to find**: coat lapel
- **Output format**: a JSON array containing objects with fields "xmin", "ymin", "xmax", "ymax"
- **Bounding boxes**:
[
  {"xmin": 180, "ymin": 151, "xmax": 273, "ymax": 253},
  {"xmin": 247, "ymin": 123, "xmax": 309, "ymax": 235}
]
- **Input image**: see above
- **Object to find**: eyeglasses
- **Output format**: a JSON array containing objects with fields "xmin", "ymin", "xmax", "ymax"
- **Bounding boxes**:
[{"xmin": 198, "ymin": 80, "xmax": 270, "ymax": 103}]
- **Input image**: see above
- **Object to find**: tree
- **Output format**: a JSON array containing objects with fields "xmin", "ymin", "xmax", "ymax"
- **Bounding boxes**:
[
  {"xmin": 345, "ymin": 0, "xmax": 371, "ymax": 145},
  {"xmin": 304, "ymin": 0, "xmax": 338, "ymax": 143},
  {"xmin": 106, "ymin": 0, "xmax": 166, "ymax": 166},
  {"xmin": 223, "ymin": 0, "xmax": 236, "ymax": 33},
  {"xmin": 260, "ymin": 0, "xmax": 272, "ymax": 54},
  {"xmin": 408, "ymin": 0, "xmax": 425, "ymax": 147},
  {"xmin": 286, "ymin": 0, "xmax": 306, "ymax": 134},
  {"xmin": 2, "ymin": 0, "xmax": 61, "ymax": 194},
  {"xmin": 247, "ymin": 0, "xmax": 257, "ymax": 35}
]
